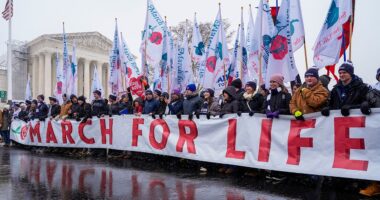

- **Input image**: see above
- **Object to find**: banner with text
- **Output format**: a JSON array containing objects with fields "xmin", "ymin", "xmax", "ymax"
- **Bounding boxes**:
[{"xmin": 10, "ymin": 109, "xmax": 380, "ymax": 181}]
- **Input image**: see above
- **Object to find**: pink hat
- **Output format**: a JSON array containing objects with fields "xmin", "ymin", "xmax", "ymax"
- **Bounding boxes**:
[{"xmin": 270, "ymin": 74, "xmax": 284, "ymax": 85}]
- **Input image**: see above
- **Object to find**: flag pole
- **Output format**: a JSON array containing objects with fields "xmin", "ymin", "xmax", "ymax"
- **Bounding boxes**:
[
  {"xmin": 240, "ymin": 7, "xmax": 243, "ymax": 80},
  {"xmin": 303, "ymin": 38, "xmax": 309, "ymax": 70},
  {"xmin": 349, "ymin": 1, "xmax": 354, "ymax": 61},
  {"xmin": 7, "ymin": 18, "xmax": 12, "ymax": 101},
  {"xmin": 219, "ymin": 3, "xmax": 227, "ymax": 88},
  {"xmin": 165, "ymin": 16, "xmax": 170, "ymax": 94}
]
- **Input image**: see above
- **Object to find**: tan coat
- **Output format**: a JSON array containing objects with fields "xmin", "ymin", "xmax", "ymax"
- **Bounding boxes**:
[
  {"xmin": 290, "ymin": 82, "xmax": 329, "ymax": 115},
  {"xmin": 59, "ymin": 102, "xmax": 72, "ymax": 118}
]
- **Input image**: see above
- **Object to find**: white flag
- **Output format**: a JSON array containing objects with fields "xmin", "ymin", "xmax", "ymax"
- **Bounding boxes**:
[
  {"xmin": 266, "ymin": 0, "xmax": 304, "ymax": 85},
  {"xmin": 91, "ymin": 65, "xmax": 104, "ymax": 101},
  {"xmin": 203, "ymin": 6, "xmax": 230, "ymax": 95},
  {"xmin": 238, "ymin": 9, "xmax": 249, "ymax": 84},
  {"xmin": 62, "ymin": 23, "xmax": 70, "ymax": 95},
  {"xmin": 66, "ymin": 41, "xmax": 78, "ymax": 96},
  {"xmin": 25, "ymin": 75, "xmax": 32, "ymax": 100},
  {"xmin": 159, "ymin": 27, "xmax": 174, "ymax": 93},
  {"xmin": 54, "ymin": 52, "xmax": 64, "ymax": 104},
  {"xmin": 248, "ymin": 0, "xmax": 276, "ymax": 84},
  {"xmin": 313, "ymin": 0, "xmax": 352, "ymax": 68},
  {"xmin": 176, "ymin": 24, "xmax": 194, "ymax": 92},
  {"xmin": 246, "ymin": 5, "xmax": 259, "ymax": 83},
  {"xmin": 120, "ymin": 33, "xmax": 140, "ymax": 88},
  {"xmin": 109, "ymin": 19, "xmax": 122, "ymax": 95},
  {"xmin": 227, "ymin": 24, "xmax": 241, "ymax": 83},
  {"xmin": 191, "ymin": 13, "xmax": 206, "ymax": 86}
]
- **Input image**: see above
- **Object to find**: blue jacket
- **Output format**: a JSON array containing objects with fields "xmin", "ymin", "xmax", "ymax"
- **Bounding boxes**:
[
  {"xmin": 168, "ymin": 100, "xmax": 183, "ymax": 114},
  {"xmin": 143, "ymin": 99, "xmax": 159, "ymax": 114}
]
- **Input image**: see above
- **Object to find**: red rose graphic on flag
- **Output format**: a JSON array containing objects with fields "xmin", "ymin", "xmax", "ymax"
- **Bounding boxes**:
[
  {"xmin": 21, "ymin": 125, "xmax": 28, "ymax": 140},
  {"xmin": 206, "ymin": 56, "xmax": 217, "ymax": 73},
  {"xmin": 270, "ymin": 35, "xmax": 288, "ymax": 60},
  {"xmin": 127, "ymin": 67, "xmax": 132, "ymax": 78},
  {"xmin": 149, "ymin": 32, "xmax": 163, "ymax": 45}
]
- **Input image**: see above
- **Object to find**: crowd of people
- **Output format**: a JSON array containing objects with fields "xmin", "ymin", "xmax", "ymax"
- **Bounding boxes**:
[{"xmin": 1, "ymin": 62, "xmax": 380, "ymax": 196}]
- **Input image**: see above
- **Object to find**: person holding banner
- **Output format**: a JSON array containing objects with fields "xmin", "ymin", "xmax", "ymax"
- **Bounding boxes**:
[
  {"xmin": 262, "ymin": 74, "xmax": 291, "ymax": 118},
  {"xmin": 36, "ymin": 95, "xmax": 49, "ymax": 121},
  {"xmin": 77, "ymin": 96, "xmax": 92, "ymax": 122},
  {"xmin": 166, "ymin": 90, "xmax": 183, "ymax": 115},
  {"xmin": 59, "ymin": 94, "xmax": 72, "ymax": 120},
  {"xmin": 91, "ymin": 90, "xmax": 109, "ymax": 118},
  {"xmin": 183, "ymin": 84, "xmax": 203, "ymax": 115},
  {"xmin": 240, "ymin": 81, "xmax": 264, "ymax": 115},
  {"xmin": 47, "ymin": 97, "xmax": 61, "ymax": 119},
  {"xmin": 322, "ymin": 62, "xmax": 369, "ymax": 117},
  {"xmin": 220, "ymin": 86, "xmax": 239, "ymax": 116},
  {"xmin": 119, "ymin": 93, "xmax": 134, "ymax": 115},
  {"xmin": 372, "ymin": 68, "xmax": 380, "ymax": 91},
  {"xmin": 108, "ymin": 94, "xmax": 121, "ymax": 116},
  {"xmin": 142, "ymin": 90, "xmax": 159, "ymax": 115},
  {"xmin": 199, "ymin": 88, "xmax": 221, "ymax": 118},
  {"xmin": 290, "ymin": 68, "xmax": 329, "ymax": 120}
]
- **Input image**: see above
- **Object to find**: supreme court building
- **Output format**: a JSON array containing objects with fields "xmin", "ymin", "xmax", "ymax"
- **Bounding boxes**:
[{"xmin": 0, "ymin": 32, "xmax": 113, "ymax": 101}]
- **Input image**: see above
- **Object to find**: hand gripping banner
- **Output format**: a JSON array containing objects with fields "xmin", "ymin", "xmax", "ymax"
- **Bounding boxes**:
[{"xmin": 11, "ymin": 109, "xmax": 380, "ymax": 181}]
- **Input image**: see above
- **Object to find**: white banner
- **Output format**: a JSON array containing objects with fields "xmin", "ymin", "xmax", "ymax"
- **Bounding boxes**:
[{"xmin": 10, "ymin": 109, "xmax": 380, "ymax": 181}]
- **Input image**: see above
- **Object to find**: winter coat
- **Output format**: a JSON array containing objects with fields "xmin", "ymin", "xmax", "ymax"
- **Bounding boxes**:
[
  {"xmin": 200, "ymin": 98, "xmax": 221, "ymax": 116},
  {"xmin": 240, "ymin": 93, "xmax": 265, "ymax": 113},
  {"xmin": 329, "ymin": 76, "xmax": 369, "ymax": 109},
  {"xmin": 91, "ymin": 99, "xmax": 109, "ymax": 116},
  {"xmin": 157, "ymin": 101, "xmax": 168, "ymax": 115},
  {"xmin": 36, "ymin": 102, "xmax": 49, "ymax": 119},
  {"xmin": 18, "ymin": 110, "xmax": 29, "ymax": 122},
  {"xmin": 1, "ymin": 110, "xmax": 11, "ymax": 131},
  {"xmin": 142, "ymin": 99, "xmax": 159, "ymax": 114},
  {"xmin": 119, "ymin": 101, "xmax": 133, "ymax": 115},
  {"xmin": 262, "ymin": 89, "xmax": 291, "ymax": 114},
  {"xmin": 289, "ymin": 82, "xmax": 329, "ymax": 114},
  {"xmin": 168, "ymin": 99, "xmax": 183, "ymax": 115},
  {"xmin": 60, "ymin": 101, "xmax": 72, "ymax": 118},
  {"xmin": 109, "ymin": 103, "xmax": 121, "ymax": 115},
  {"xmin": 48, "ymin": 104, "xmax": 61, "ymax": 118},
  {"xmin": 78, "ymin": 103, "xmax": 92, "ymax": 119},
  {"xmin": 365, "ymin": 88, "xmax": 380, "ymax": 108},
  {"xmin": 69, "ymin": 103, "xmax": 81, "ymax": 119},
  {"xmin": 221, "ymin": 86, "xmax": 240, "ymax": 114},
  {"xmin": 183, "ymin": 94, "xmax": 203, "ymax": 115}
]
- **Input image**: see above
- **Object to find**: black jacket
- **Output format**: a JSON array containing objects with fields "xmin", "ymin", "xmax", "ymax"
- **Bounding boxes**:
[
  {"xmin": 221, "ymin": 86, "xmax": 240, "ymax": 114},
  {"xmin": 262, "ymin": 89, "xmax": 291, "ymax": 114},
  {"xmin": 157, "ymin": 101, "xmax": 167, "ymax": 115},
  {"xmin": 119, "ymin": 101, "xmax": 134, "ymax": 114},
  {"xmin": 69, "ymin": 102, "xmax": 81, "ymax": 119},
  {"xmin": 49, "ymin": 104, "xmax": 61, "ymax": 118},
  {"xmin": 109, "ymin": 103, "xmax": 121, "ymax": 115},
  {"xmin": 183, "ymin": 94, "xmax": 203, "ymax": 115},
  {"xmin": 329, "ymin": 76, "xmax": 369, "ymax": 109},
  {"xmin": 36, "ymin": 102, "xmax": 49, "ymax": 119},
  {"xmin": 78, "ymin": 103, "xmax": 92, "ymax": 119},
  {"xmin": 142, "ymin": 99, "xmax": 160, "ymax": 114},
  {"xmin": 92, "ymin": 99, "xmax": 109, "ymax": 116},
  {"xmin": 168, "ymin": 99, "xmax": 183, "ymax": 115},
  {"xmin": 240, "ymin": 93, "xmax": 265, "ymax": 113}
]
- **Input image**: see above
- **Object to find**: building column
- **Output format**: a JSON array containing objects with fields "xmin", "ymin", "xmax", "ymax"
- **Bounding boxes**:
[
  {"xmin": 44, "ymin": 52, "xmax": 52, "ymax": 98},
  {"xmin": 84, "ymin": 59, "xmax": 91, "ymax": 98},
  {"xmin": 32, "ymin": 56, "xmax": 39, "ymax": 98},
  {"xmin": 38, "ymin": 54, "xmax": 45, "ymax": 96}
]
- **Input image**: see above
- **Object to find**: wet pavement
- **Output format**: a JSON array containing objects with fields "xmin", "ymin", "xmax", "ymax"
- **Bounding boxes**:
[{"xmin": 0, "ymin": 147, "xmax": 372, "ymax": 200}]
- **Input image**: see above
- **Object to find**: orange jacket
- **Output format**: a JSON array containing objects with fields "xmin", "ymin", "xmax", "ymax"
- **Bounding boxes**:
[
  {"xmin": 289, "ymin": 82, "xmax": 329, "ymax": 115},
  {"xmin": 59, "ymin": 102, "xmax": 72, "ymax": 117}
]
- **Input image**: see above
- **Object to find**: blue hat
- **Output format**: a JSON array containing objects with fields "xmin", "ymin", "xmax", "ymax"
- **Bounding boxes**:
[
  {"xmin": 338, "ymin": 62, "xmax": 354, "ymax": 77},
  {"xmin": 186, "ymin": 83, "xmax": 196, "ymax": 92},
  {"xmin": 305, "ymin": 68, "xmax": 319, "ymax": 79}
]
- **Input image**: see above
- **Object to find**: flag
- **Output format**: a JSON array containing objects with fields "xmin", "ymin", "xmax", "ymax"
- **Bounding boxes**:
[
  {"xmin": 91, "ymin": 65, "xmax": 104, "ymax": 101},
  {"xmin": 238, "ymin": 8, "xmax": 249, "ymax": 84},
  {"xmin": 203, "ymin": 5, "xmax": 230, "ymax": 95},
  {"xmin": 140, "ymin": 0, "xmax": 168, "ymax": 72},
  {"xmin": 265, "ymin": 0, "xmax": 304, "ymax": 86},
  {"xmin": 159, "ymin": 26, "xmax": 174, "ymax": 93},
  {"xmin": 25, "ymin": 75, "xmax": 32, "ymax": 100},
  {"xmin": 109, "ymin": 19, "xmax": 122, "ymax": 95},
  {"xmin": 2, "ymin": 0, "xmax": 13, "ymax": 21},
  {"xmin": 62, "ymin": 23, "xmax": 70, "ymax": 95},
  {"xmin": 120, "ymin": 33, "xmax": 141, "ymax": 88},
  {"xmin": 170, "ymin": 41, "xmax": 180, "ymax": 93},
  {"xmin": 66, "ymin": 41, "xmax": 77, "ymax": 96},
  {"xmin": 176, "ymin": 24, "xmax": 194, "ymax": 92},
  {"xmin": 313, "ymin": 0, "xmax": 353, "ymax": 70},
  {"xmin": 227, "ymin": 24, "xmax": 241, "ymax": 85},
  {"xmin": 191, "ymin": 13, "xmax": 206, "ymax": 85},
  {"xmin": 246, "ymin": 5, "xmax": 259, "ymax": 83},
  {"xmin": 248, "ymin": 0, "xmax": 276, "ymax": 85},
  {"xmin": 54, "ymin": 51, "xmax": 64, "ymax": 104}
]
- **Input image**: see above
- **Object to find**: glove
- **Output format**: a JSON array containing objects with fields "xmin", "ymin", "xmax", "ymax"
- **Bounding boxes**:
[
  {"xmin": 152, "ymin": 114, "xmax": 156, "ymax": 119},
  {"xmin": 294, "ymin": 111, "xmax": 305, "ymax": 121},
  {"xmin": 195, "ymin": 112, "xmax": 200, "ymax": 119},
  {"xmin": 266, "ymin": 111, "xmax": 274, "ymax": 119},
  {"xmin": 341, "ymin": 105, "xmax": 350, "ymax": 117},
  {"xmin": 321, "ymin": 107, "xmax": 330, "ymax": 117},
  {"xmin": 206, "ymin": 112, "xmax": 211, "ymax": 120},
  {"xmin": 360, "ymin": 101, "xmax": 371, "ymax": 115},
  {"xmin": 176, "ymin": 113, "xmax": 182, "ymax": 120},
  {"xmin": 219, "ymin": 113, "xmax": 225, "ymax": 118},
  {"xmin": 39, "ymin": 117, "xmax": 46, "ymax": 122},
  {"xmin": 188, "ymin": 114, "xmax": 194, "ymax": 121},
  {"xmin": 272, "ymin": 111, "xmax": 280, "ymax": 118},
  {"xmin": 237, "ymin": 111, "xmax": 242, "ymax": 117},
  {"xmin": 159, "ymin": 114, "xmax": 163, "ymax": 119},
  {"xmin": 249, "ymin": 111, "xmax": 254, "ymax": 117},
  {"xmin": 76, "ymin": 117, "xmax": 81, "ymax": 122},
  {"xmin": 109, "ymin": 114, "xmax": 113, "ymax": 118}
]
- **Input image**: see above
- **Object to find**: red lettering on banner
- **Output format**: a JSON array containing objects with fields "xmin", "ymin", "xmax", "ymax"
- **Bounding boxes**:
[
  {"xmin": 100, "ymin": 119, "xmax": 113, "ymax": 145},
  {"xmin": 132, "ymin": 118, "xmax": 144, "ymax": 146},
  {"xmin": 287, "ymin": 120, "xmax": 315, "ymax": 165},
  {"xmin": 333, "ymin": 117, "xmax": 368, "ymax": 171},
  {"xmin": 46, "ymin": 160, "xmax": 57, "ymax": 188},
  {"xmin": 46, "ymin": 121, "xmax": 58, "ymax": 144},
  {"xmin": 226, "ymin": 119, "xmax": 246, "ymax": 159},
  {"xmin": 29, "ymin": 122, "xmax": 41, "ymax": 143},
  {"xmin": 79, "ymin": 168, "xmax": 95, "ymax": 193},
  {"xmin": 61, "ymin": 121, "xmax": 75, "ymax": 144},
  {"xmin": 149, "ymin": 119, "xmax": 170, "ymax": 150},
  {"xmin": 176, "ymin": 120, "xmax": 198, "ymax": 154},
  {"xmin": 78, "ymin": 120, "xmax": 95, "ymax": 144},
  {"xmin": 258, "ymin": 119, "xmax": 273, "ymax": 162}
]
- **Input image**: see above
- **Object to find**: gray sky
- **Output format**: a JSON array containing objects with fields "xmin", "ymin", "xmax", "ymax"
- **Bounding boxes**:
[{"xmin": 1, "ymin": 0, "xmax": 379, "ymax": 84}]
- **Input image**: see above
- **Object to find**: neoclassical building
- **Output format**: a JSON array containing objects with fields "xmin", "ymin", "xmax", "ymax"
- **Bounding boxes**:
[{"xmin": 26, "ymin": 32, "xmax": 112, "ymax": 100}]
